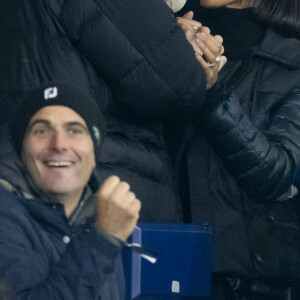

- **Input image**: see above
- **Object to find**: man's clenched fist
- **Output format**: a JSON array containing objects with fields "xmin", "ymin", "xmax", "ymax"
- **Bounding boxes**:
[{"xmin": 96, "ymin": 176, "xmax": 141, "ymax": 242}]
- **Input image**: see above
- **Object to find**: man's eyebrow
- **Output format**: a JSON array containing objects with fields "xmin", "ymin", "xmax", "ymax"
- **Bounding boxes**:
[
  {"xmin": 64, "ymin": 121, "xmax": 90, "ymax": 134},
  {"xmin": 27, "ymin": 120, "xmax": 89, "ymax": 132},
  {"xmin": 65, "ymin": 122, "xmax": 89, "ymax": 132},
  {"xmin": 27, "ymin": 119, "xmax": 51, "ymax": 131}
]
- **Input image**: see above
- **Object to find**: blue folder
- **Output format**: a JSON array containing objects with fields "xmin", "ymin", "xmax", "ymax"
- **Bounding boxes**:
[{"xmin": 123, "ymin": 223, "xmax": 213, "ymax": 299}]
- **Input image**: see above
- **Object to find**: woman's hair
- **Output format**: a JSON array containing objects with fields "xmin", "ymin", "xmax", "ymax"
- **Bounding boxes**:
[{"xmin": 252, "ymin": 0, "xmax": 300, "ymax": 39}]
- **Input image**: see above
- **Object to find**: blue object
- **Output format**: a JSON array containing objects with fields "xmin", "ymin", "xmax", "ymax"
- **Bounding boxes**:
[{"xmin": 123, "ymin": 223, "xmax": 213, "ymax": 299}]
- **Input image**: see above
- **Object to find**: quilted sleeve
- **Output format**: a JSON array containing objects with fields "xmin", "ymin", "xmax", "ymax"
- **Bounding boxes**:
[
  {"xmin": 201, "ymin": 89, "xmax": 300, "ymax": 201},
  {"xmin": 58, "ymin": 0, "xmax": 207, "ymax": 121}
]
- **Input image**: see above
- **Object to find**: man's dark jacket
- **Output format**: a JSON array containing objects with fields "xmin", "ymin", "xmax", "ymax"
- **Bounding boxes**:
[
  {"xmin": 0, "ymin": 184, "xmax": 124, "ymax": 299},
  {"xmin": 188, "ymin": 29, "xmax": 300, "ymax": 281},
  {"xmin": 0, "ymin": 0, "xmax": 207, "ymax": 222}
]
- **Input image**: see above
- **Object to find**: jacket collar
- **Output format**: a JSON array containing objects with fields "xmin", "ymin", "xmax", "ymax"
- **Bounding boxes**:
[{"xmin": 253, "ymin": 29, "xmax": 300, "ymax": 70}]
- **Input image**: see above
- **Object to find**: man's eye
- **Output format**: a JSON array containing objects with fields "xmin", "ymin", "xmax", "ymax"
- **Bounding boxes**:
[
  {"xmin": 33, "ymin": 128, "xmax": 48, "ymax": 135},
  {"xmin": 69, "ymin": 128, "xmax": 83, "ymax": 135}
]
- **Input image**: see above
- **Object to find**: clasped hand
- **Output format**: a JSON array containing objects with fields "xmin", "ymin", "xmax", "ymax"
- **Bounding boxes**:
[{"xmin": 177, "ymin": 11, "xmax": 227, "ymax": 89}]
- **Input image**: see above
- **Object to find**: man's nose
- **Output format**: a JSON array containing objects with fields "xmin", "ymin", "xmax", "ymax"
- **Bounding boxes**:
[{"xmin": 49, "ymin": 130, "xmax": 67, "ymax": 151}]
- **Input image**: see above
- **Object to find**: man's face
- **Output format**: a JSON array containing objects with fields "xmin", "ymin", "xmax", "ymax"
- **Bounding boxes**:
[{"xmin": 22, "ymin": 105, "xmax": 95, "ymax": 200}]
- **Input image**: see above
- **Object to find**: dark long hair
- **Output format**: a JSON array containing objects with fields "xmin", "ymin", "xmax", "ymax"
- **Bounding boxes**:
[{"xmin": 252, "ymin": 0, "xmax": 300, "ymax": 39}]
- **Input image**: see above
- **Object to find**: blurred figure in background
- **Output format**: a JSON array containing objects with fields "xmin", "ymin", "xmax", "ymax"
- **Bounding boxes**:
[{"xmin": 175, "ymin": 0, "xmax": 300, "ymax": 299}]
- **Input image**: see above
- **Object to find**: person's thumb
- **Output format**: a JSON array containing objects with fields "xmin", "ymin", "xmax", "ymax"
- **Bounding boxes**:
[{"xmin": 182, "ymin": 11, "xmax": 194, "ymax": 20}]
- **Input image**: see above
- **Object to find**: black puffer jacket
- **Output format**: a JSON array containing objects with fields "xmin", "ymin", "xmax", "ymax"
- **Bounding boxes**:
[
  {"xmin": 0, "ymin": 0, "xmax": 207, "ymax": 221},
  {"xmin": 188, "ymin": 29, "xmax": 300, "ymax": 280}
]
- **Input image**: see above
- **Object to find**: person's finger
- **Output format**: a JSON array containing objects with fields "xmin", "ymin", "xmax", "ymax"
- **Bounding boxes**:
[
  {"xmin": 220, "ymin": 46, "xmax": 224, "ymax": 55},
  {"xmin": 196, "ymin": 32, "xmax": 223, "ymax": 54},
  {"xmin": 196, "ymin": 39, "xmax": 217, "ymax": 65},
  {"xmin": 123, "ymin": 191, "xmax": 136, "ymax": 204},
  {"xmin": 214, "ymin": 35, "xmax": 223, "ymax": 44},
  {"xmin": 110, "ymin": 181, "xmax": 131, "ymax": 200},
  {"xmin": 177, "ymin": 19, "xmax": 202, "ymax": 30},
  {"xmin": 182, "ymin": 11, "xmax": 194, "ymax": 20},
  {"xmin": 131, "ymin": 199, "xmax": 141, "ymax": 217},
  {"xmin": 196, "ymin": 35, "xmax": 224, "ymax": 66},
  {"xmin": 176, "ymin": 16, "xmax": 202, "ymax": 26},
  {"xmin": 195, "ymin": 52, "xmax": 210, "ymax": 71},
  {"xmin": 195, "ymin": 53, "xmax": 220, "ymax": 89},
  {"xmin": 194, "ymin": 49, "xmax": 203, "ymax": 56},
  {"xmin": 97, "ymin": 176, "xmax": 120, "ymax": 198},
  {"xmin": 184, "ymin": 26, "xmax": 197, "ymax": 41},
  {"xmin": 125, "ymin": 196, "xmax": 141, "ymax": 217},
  {"xmin": 218, "ymin": 56, "xmax": 227, "ymax": 71},
  {"xmin": 199, "ymin": 26, "xmax": 210, "ymax": 34},
  {"xmin": 201, "ymin": 34, "xmax": 223, "ymax": 56},
  {"xmin": 176, "ymin": 16, "xmax": 202, "ymax": 30}
]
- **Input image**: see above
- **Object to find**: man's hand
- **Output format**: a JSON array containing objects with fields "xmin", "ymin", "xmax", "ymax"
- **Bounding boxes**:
[{"xmin": 96, "ymin": 176, "xmax": 141, "ymax": 242}]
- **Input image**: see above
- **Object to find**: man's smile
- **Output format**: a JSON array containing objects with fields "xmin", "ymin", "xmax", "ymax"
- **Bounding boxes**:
[{"xmin": 45, "ymin": 161, "xmax": 74, "ymax": 168}]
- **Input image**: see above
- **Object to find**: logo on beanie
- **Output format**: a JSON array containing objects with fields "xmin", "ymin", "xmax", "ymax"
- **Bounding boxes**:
[
  {"xmin": 44, "ymin": 87, "xmax": 58, "ymax": 100},
  {"xmin": 92, "ymin": 126, "xmax": 101, "ymax": 146}
]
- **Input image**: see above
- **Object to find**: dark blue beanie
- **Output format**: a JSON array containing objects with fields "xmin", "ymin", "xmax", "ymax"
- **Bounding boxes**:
[{"xmin": 13, "ymin": 81, "xmax": 105, "ymax": 162}]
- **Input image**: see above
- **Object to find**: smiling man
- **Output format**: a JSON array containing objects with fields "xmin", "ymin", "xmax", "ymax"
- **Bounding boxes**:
[
  {"xmin": 22, "ymin": 105, "xmax": 98, "ymax": 217},
  {"xmin": 0, "ymin": 82, "xmax": 141, "ymax": 299}
]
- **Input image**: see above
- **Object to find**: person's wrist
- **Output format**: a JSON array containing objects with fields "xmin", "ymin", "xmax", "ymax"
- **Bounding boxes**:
[{"xmin": 93, "ymin": 224, "xmax": 125, "ymax": 248}]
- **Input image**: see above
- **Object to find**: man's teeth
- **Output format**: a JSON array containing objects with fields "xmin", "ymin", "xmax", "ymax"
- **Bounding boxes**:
[{"xmin": 47, "ymin": 162, "xmax": 72, "ymax": 167}]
